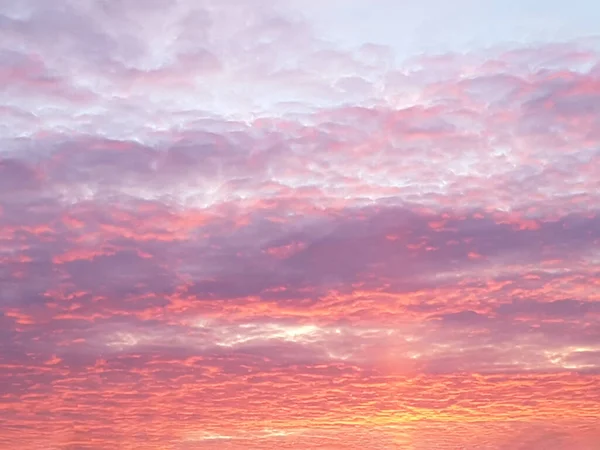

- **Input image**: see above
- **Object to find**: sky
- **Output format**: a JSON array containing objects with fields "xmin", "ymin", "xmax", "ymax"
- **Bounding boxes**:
[{"xmin": 1, "ymin": 0, "xmax": 599, "ymax": 449}]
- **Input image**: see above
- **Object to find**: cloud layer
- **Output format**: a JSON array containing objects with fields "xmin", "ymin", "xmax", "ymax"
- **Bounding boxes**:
[{"xmin": 1, "ymin": 1, "xmax": 599, "ymax": 449}]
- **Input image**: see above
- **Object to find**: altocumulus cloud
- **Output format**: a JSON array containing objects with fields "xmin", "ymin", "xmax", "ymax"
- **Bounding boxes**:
[{"xmin": 1, "ymin": 0, "xmax": 600, "ymax": 449}]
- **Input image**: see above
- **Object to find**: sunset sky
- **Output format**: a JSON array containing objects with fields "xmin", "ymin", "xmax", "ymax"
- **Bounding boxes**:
[{"xmin": 1, "ymin": 1, "xmax": 600, "ymax": 449}]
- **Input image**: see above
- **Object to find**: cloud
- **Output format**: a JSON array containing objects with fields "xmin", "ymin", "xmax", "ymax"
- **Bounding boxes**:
[{"xmin": 1, "ymin": 0, "xmax": 599, "ymax": 448}]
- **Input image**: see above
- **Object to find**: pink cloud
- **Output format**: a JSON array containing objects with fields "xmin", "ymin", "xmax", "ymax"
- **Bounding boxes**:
[{"xmin": 0, "ymin": 0, "xmax": 599, "ymax": 448}]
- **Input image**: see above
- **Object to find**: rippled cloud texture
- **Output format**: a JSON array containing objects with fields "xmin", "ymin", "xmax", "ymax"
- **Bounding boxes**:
[{"xmin": 1, "ymin": 1, "xmax": 600, "ymax": 449}]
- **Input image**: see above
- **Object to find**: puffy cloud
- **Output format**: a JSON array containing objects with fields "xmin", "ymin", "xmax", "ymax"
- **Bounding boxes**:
[{"xmin": 1, "ymin": 0, "xmax": 599, "ymax": 448}]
